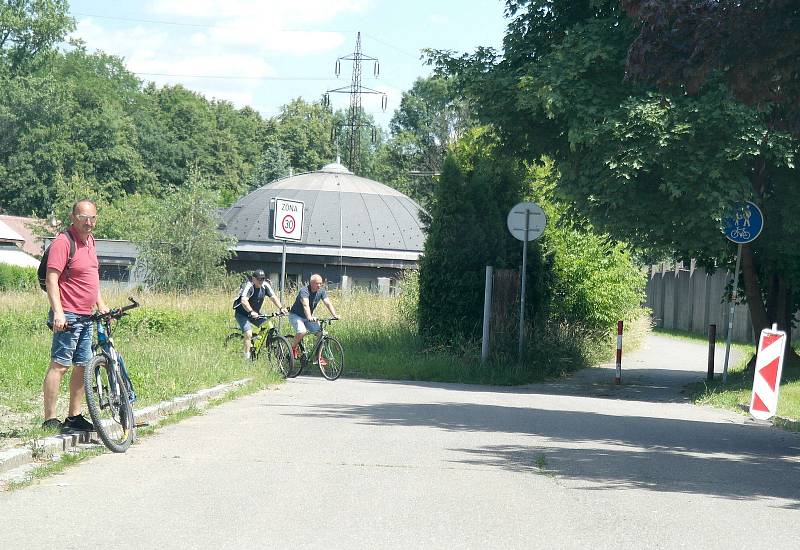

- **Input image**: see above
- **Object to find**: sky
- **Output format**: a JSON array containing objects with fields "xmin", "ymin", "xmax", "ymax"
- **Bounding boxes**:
[{"xmin": 66, "ymin": 0, "xmax": 510, "ymax": 128}]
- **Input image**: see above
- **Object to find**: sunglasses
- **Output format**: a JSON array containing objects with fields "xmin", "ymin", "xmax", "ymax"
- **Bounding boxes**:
[{"xmin": 75, "ymin": 214, "xmax": 97, "ymax": 222}]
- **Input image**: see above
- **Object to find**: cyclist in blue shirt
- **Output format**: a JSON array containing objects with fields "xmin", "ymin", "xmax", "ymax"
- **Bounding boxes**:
[
  {"xmin": 234, "ymin": 269, "xmax": 287, "ymax": 359},
  {"xmin": 289, "ymin": 274, "xmax": 339, "ymax": 358}
]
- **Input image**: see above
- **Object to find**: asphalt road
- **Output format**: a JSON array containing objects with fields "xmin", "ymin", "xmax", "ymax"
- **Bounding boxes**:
[{"xmin": 3, "ymin": 335, "xmax": 799, "ymax": 549}]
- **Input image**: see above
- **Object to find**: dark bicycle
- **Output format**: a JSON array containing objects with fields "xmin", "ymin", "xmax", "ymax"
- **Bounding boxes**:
[
  {"xmin": 289, "ymin": 318, "xmax": 344, "ymax": 381},
  {"xmin": 82, "ymin": 297, "xmax": 140, "ymax": 453},
  {"xmin": 224, "ymin": 312, "xmax": 297, "ymax": 378}
]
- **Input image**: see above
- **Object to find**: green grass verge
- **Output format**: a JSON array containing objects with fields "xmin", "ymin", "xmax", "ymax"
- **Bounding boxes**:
[
  {"xmin": 657, "ymin": 328, "xmax": 800, "ymax": 427},
  {"xmin": 0, "ymin": 288, "xmax": 648, "ymax": 446}
]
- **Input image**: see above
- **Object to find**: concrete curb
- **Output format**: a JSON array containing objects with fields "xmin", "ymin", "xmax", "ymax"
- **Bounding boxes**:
[
  {"xmin": 0, "ymin": 377, "xmax": 253, "ymax": 477},
  {"xmin": 735, "ymin": 403, "xmax": 800, "ymax": 430}
]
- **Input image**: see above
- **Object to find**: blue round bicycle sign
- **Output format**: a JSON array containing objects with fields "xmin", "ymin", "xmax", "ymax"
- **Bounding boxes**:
[{"xmin": 723, "ymin": 201, "xmax": 763, "ymax": 244}]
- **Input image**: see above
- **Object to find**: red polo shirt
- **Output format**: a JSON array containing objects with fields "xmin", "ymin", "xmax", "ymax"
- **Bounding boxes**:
[{"xmin": 47, "ymin": 226, "xmax": 100, "ymax": 315}]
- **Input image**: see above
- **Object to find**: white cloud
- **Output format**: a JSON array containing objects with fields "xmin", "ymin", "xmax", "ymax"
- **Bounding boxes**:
[
  {"xmin": 209, "ymin": 24, "xmax": 346, "ymax": 53},
  {"xmin": 72, "ymin": 18, "xmax": 170, "ymax": 61},
  {"xmin": 146, "ymin": 0, "xmax": 371, "ymax": 26},
  {"xmin": 197, "ymin": 88, "xmax": 255, "ymax": 107}
]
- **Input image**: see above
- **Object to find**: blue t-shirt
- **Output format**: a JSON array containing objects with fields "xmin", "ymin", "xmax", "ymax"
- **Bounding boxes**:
[{"xmin": 290, "ymin": 286, "xmax": 327, "ymax": 319}]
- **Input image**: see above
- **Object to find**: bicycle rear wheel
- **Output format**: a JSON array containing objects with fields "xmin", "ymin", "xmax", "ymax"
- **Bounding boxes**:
[
  {"xmin": 285, "ymin": 336, "xmax": 304, "ymax": 377},
  {"xmin": 317, "ymin": 336, "xmax": 344, "ymax": 381},
  {"xmin": 265, "ymin": 335, "xmax": 295, "ymax": 378},
  {"xmin": 84, "ymin": 354, "xmax": 135, "ymax": 453}
]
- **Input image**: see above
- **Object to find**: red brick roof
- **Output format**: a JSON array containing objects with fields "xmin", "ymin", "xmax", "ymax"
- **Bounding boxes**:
[{"xmin": 0, "ymin": 215, "xmax": 53, "ymax": 258}]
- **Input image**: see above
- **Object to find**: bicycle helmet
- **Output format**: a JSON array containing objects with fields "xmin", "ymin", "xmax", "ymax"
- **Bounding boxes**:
[{"xmin": 252, "ymin": 269, "xmax": 266, "ymax": 280}]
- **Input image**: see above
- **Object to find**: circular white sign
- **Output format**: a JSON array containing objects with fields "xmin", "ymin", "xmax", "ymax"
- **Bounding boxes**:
[{"xmin": 507, "ymin": 202, "xmax": 546, "ymax": 242}]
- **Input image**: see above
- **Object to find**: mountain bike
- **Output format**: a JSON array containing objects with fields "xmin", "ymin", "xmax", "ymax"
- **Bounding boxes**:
[
  {"xmin": 224, "ymin": 312, "xmax": 297, "ymax": 378},
  {"xmin": 83, "ymin": 297, "xmax": 140, "ymax": 453},
  {"xmin": 289, "ymin": 318, "xmax": 344, "ymax": 381}
]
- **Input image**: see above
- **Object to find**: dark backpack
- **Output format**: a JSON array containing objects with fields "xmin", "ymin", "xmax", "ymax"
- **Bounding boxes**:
[{"xmin": 38, "ymin": 231, "xmax": 76, "ymax": 291}]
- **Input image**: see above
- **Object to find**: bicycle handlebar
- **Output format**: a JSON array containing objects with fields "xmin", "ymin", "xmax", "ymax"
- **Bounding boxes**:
[
  {"xmin": 317, "ymin": 317, "xmax": 339, "ymax": 325},
  {"xmin": 48, "ymin": 297, "xmax": 140, "ymax": 329},
  {"xmin": 256, "ymin": 311, "xmax": 287, "ymax": 321}
]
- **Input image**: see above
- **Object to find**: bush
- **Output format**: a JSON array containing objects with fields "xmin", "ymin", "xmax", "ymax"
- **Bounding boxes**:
[
  {"xmin": 0, "ymin": 264, "xmax": 38, "ymax": 291},
  {"xmin": 419, "ymin": 133, "xmax": 529, "ymax": 345},
  {"xmin": 396, "ymin": 269, "xmax": 419, "ymax": 326}
]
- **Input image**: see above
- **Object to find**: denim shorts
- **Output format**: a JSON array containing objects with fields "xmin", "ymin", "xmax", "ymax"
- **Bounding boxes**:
[
  {"xmin": 49, "ymin": 311, "xmax": 93, "ymax": 367},
  {"xmin": 288, "ymin": 313, "xmax": 320, "ymax": 335},
  {"xmin": 235, "ymin": 312, "xmax": 267, "ymax": 333}
]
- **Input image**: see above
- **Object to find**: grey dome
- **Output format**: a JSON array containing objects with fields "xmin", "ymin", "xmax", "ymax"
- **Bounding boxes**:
[{"xmin": 222, "ymin": 162, "xmax": 426, "ymax": 261}]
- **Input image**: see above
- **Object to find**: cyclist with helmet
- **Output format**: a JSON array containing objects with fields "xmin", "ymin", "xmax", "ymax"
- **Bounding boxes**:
[{"xmin": 233, "ymin": 269, "xmax": 287, "ymax": 359}]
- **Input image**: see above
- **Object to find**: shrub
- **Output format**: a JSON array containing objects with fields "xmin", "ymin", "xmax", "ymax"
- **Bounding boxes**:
[{"xmin": 0, "ymin": 264, "xmax": 38, "ymax": 291}]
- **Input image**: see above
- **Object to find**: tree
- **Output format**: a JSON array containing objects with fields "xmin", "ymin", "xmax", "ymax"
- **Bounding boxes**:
[
  {"xmin": 622, "ymin": 0, "xmax": 800, "ymax": 134},
  {"xmin": 431, "ymin": 0, "xmax": 800, "ymax": 354},
  {"xmin": 0, "ymin": 0, "xmax": 74, "ymax": 76},
  {"xmin": 418, "ymin": 129, "xmax": 528, "ymax": 344},
  {"xmin": 376, "ymin": 76, "xmax": 474, "ymax": 210},
  {"xmin": 132, "ymin": 171, "xmax": 235, "ymax": 291},
  {"xmin": 275, "ymin": 98, "xmax": 335, "ymax": 173},
  {"xmin": 251, "ymin": 143, "xmax": 291, "ymax": 189}
]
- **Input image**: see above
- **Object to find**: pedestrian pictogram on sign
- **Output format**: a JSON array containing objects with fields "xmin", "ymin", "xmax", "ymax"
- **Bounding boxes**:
[{"xmin": 749, "ymin": 326, "xmax": 786, "ymax": 420}]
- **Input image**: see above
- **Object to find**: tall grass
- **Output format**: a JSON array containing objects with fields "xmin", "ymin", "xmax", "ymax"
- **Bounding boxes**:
[
  {"xmin": 0, "ymin": 289, "xmax": 280, "ymax": 441},
  {"xmin": 0, "ymin": 287, "xmax": 648, "ymax": 442}
]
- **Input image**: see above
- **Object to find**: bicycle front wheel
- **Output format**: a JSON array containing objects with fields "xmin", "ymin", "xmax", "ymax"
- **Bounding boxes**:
[
  {"xmin": 84, "ymin": 354, "xmax": 135, "ymax": 453},
  {"xmin": 265, "ymin": 335, "xmax": 295, "ymax": 378},
  {"xmin": 317, "ymin": 336, "xmax": 344, "ymax": 381},
  {"xmin": 224, "ymin": 332, "xmax": 242, "ymax": 349}
]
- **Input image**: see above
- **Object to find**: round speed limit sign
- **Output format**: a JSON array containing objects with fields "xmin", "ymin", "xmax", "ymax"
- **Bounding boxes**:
[{"xmin": 282, "ymin": 214, "xmax": 295, "ymax": 233}]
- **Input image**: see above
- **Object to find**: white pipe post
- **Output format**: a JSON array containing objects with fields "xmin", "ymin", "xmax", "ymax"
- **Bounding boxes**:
[{"xmin": 481, "ymin": 266, "xmax": 493, "ymax": 362}]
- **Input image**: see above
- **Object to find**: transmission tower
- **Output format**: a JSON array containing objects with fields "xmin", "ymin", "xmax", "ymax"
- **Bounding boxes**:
[{"xmin": 324, "ymin": 32, "xmax": 387, "ymax": 175}]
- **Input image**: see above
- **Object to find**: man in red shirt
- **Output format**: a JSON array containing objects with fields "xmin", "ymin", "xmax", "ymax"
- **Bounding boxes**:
[{"xmin": 42, "ymin": 199, "xmax": 109, "ymax": 433}]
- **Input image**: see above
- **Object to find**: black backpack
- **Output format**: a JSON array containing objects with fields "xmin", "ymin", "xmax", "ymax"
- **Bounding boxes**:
[{"xmin": 37, "ymin": 231, "xmax": 76, "ymax": 291}]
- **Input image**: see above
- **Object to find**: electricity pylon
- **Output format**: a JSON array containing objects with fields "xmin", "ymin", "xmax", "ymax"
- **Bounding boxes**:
[{"xmin": 324, "ymin": 32, "xmax": 387, "ymax": 175}]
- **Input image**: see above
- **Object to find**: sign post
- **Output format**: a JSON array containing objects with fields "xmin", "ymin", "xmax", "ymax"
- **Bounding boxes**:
[
  {"xmin": 749, "ymin": 324, "xmax": 786, "ymax": 420},
  {"xmin": 721, "ymin": 201, "xmax": 763, "ymax": 382},
  {"xmin": 271, "ymin": 198, "xmax": 305, "ymax": 304},
  {"xmin": 507, "ymin": 202, "xmax": 547, "ymax": 362}
]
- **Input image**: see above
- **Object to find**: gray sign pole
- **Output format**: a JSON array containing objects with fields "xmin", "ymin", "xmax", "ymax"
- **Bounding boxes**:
[
  {"xmin": 280, "ymin": 241, "xmax": 287, "ymax": 305},
  {"xmin": 722, "ymin": 243, "xmax": 743, "ymax": 383},
  {"xmin": 481, "ymin": 266, "xmax": 493, "ymax": 362},
  {"xmin": 518, "ymin": 210, "xmax": 530, "ymax": 361}
]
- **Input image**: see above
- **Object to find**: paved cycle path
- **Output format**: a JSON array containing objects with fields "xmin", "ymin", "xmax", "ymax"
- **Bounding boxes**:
[{"xmin": 3, "ymin": 335, "xmax": 799, "ymax": 549}]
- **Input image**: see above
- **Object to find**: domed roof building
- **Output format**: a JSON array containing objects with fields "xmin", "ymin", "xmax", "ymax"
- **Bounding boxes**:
[{"xmin": 221, "ymin": 161, "xmax": 427, "ymax": 289}]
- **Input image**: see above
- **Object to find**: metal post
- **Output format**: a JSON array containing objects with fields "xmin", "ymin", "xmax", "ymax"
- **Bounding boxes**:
[
  {"xmin": 481, "ymin": 266, "xmax": 493, "ymax": 362},
  {"xmin": 615, "ymin": 320, "xmax": 623, "ymax": 384},
  {"xmin": 280, "ymin": 240, "xmax": 287, "ymax": 304},
  {"xmin": 722, "ymin": 243, "xmax": 742, "ymax": 383},
  {"xmin": 707, "ymin": 324, "xmax": 717, "ymax": 381},
  {"xmin": 518, "ymin": 210, "xmax": 530, "ymax": 361}
]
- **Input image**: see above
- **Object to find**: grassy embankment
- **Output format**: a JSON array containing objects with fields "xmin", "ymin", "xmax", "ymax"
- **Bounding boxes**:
[
  {"xmin": 0, "ymin": 286, "xmax": 641, "ymax": 445},
  {"xmin": 660, "ymin": 328, "xmax": 800, "ymax": 423}
]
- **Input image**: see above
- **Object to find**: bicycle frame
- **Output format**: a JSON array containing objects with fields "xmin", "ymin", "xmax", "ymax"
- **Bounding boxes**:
[
  {"xmin": 93, "ymin": 318, "xmax": 136, "ymax": 405},
  {"xmin": 251, "ymin": 319, "xmax": 279, "ymax": 355},
  {"xmin": 295, "ymin": 318, "xmax": 334, "ymax": 359}
]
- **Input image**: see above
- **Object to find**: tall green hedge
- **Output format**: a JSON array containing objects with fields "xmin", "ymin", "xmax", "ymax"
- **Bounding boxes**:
[{"xmin": 0, "ymin": 264, "xmax": 38, "ymax": 291}]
